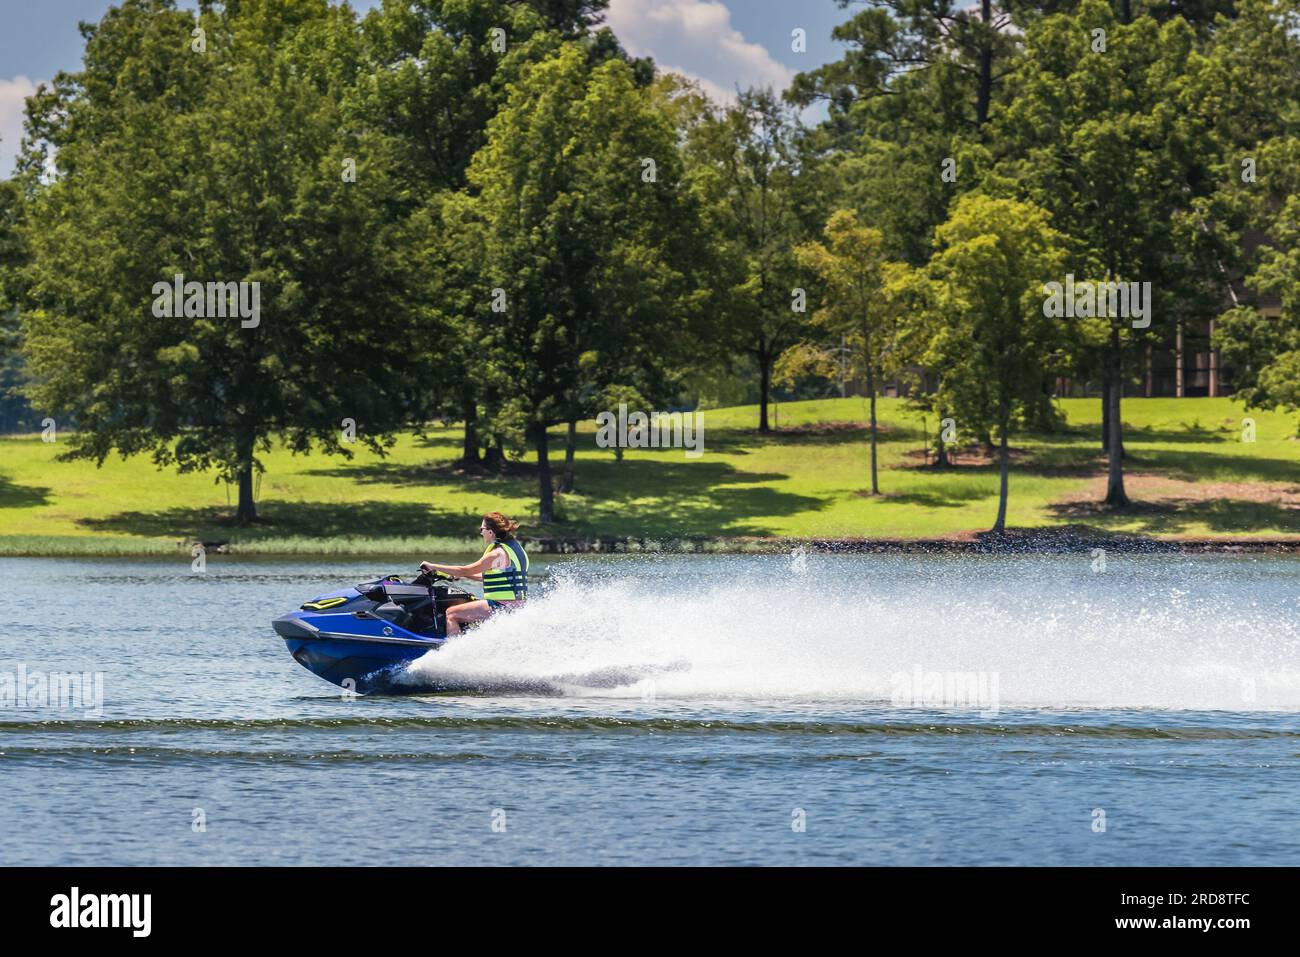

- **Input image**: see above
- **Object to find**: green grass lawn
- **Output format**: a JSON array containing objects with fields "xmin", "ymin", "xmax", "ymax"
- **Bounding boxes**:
[{"xmin": 0, "ymin": 397, "xmax": 1296, "ymax": 554}]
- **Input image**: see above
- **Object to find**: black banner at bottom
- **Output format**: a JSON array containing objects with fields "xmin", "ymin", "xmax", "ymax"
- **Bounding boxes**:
[{"xmin": 0, "ymin": 866, "xmax": 1286, "ymax": 943}]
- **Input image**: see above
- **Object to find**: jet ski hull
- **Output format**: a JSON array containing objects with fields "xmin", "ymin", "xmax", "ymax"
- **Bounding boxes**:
[
  {"xmin": 274, "ymin": 574, "xmax": 474, "ymax": 694},
  {"xmin": 274, "ymin": 609, "xmax": 444, "ymax": 694}
]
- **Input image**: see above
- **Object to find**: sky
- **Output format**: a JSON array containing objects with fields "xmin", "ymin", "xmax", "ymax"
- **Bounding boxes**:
[{"xmin": 0, "ymin": 0, "xmax": 850, "ymax": 176}]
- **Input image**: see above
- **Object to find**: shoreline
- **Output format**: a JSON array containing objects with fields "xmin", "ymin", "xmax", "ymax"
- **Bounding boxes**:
[
  {"xmin": 525, "ymin": 532, "xmax": 1300, "ymax": 555},
  {"xmin": 2, "ymin": 530, "xmax": 1299, "ymax": 558}
]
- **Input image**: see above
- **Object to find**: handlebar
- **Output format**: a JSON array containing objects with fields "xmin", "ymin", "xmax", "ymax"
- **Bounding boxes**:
[{"xmin": 413, "ymin": 568, "xmax": 456, "ymax": 586}]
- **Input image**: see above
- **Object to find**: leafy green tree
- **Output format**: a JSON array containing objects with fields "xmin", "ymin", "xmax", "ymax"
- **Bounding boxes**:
[
  {"xmin": 795, "ymin": 210, "xmax": 901, "ymax": 493},
  {"xmin": 352, "ymin": 0, "xmax": 641, "ymax": 196},
  {"xmin": 0, "ymin": 179, "xmax": 37, "ymax": 433},
  {"xmin": 989, "ymin": 0, "xmax": 1225, "ymax": 505},
  {"xmin": 687, "ymin": 89, "xmax": 814, "ymax": 432},
  {"xmin": 1205, "ymin": 0, "xmax": 1300, "ymax": 432},
  {"xmin": 924, "ymin": 195, "xmax": 1070, "ymax": 532},
  {"xmin": 1214, "ymin": 134, "xmax": 1300, "ymax": 430},
  {"xmin": 788, "ymin": 0, "xmax": 1024, "ymax": 136},
  {"xmin": 0, "ymin": 181, "xmax": 22, "ymax": 307},
  {"xmin": 786, "ymin": 1, "xmax": 1013, "ymax": 329},
  {"xmin": 351, "ymin": 0, "xmax": 644, "ymax": 465},
  {"xmin": 20, "ymin": 0, "xmax": 420, "ymax": 523},
  {"xmin": 469, "ymin": 46, "xmax": 704, "ymax": 521},
  {"xmin": 878, "ymin": 258, "xmax": 957, "ymax": 465},
  {"xmin": 351, "ymin": 0, "xmax": 560, "ymax": 466}
]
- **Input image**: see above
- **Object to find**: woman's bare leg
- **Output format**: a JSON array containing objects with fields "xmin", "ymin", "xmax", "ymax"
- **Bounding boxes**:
[{"xmin": 446, "ymin": 600, "xmax": 492, "ymax": 636}]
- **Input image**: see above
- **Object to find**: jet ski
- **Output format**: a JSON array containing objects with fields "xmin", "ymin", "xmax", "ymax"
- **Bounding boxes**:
[{"xmin": 273, "ymin": 569, "xmax": 476, "ymax": 694}]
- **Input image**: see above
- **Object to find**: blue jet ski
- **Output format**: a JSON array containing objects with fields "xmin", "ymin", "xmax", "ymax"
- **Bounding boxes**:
[{"xmin": 273, "ymin": 569, "xmax": 476, "ymax": 693}]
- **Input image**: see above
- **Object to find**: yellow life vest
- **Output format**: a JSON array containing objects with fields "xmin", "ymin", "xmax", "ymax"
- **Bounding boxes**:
[{"xmin": 482, "ymin": 539, "xmax": 529, "ymax": 602}]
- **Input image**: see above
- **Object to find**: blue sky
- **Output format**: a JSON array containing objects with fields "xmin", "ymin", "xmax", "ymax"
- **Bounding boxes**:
[{"xmin": 0, "ymin": 0, "xmax": 850, "ymax": 176}]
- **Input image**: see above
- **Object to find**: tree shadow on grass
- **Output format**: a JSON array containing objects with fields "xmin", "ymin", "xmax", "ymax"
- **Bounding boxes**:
[
  {"xmin": 1036, "ymin": 420, "xmax": 1237, "ymax": 444},
  {"xmin": 1133, "ymin": 447, "xmax": 1300, "ymax": 484},
  {"xmin": 1123, "ymin": 427, "xmax": 1233, "ymax": 445},
  {"xmin": 900, "ymin": 445, "xmax": 1103, "ymax": 478},
  {"xmin": 1048, "ymin": 497, "xmax": 1300, "ymax": 535},
  {"xmin": 726, "ymin": 423, "xmax": 931, "ymax": 447},
  {"xmin": 412, "ymin": 432, "xmax": 468, "ymax": 450},
  {"xmin": 365, "ymin": 424, "xmax": 930, "ymax": 473},
  {"xmin": 307, "ymin": 461, "xmax": 525, "ymax": 487},
  {"xmin": 0, "ymin": 475, "xmax": 51, "ymax": 508},
  {"xmin": 880, "ymin": 488, "xmax": 990, "ymax": 509},
  {"xmin": 564, "ymin": 457, "xmax": 824, "ymax": 536},
  {"xmin": 934, "ymin": 440, "xmax": 1300, "ymax": 483},
  {"xmin": 77, "ymin": 500, "xmax": 479, "ymax": 541},
  {"xmin": 77, "ymin": 456, "xmax": 826, "ymax": 540}
]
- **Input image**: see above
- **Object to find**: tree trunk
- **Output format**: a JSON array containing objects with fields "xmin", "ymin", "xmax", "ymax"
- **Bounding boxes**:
[
  {"xmin": 235, "ymin": 435, "xmax": 256, "ymax": 524},
  {"xmin": 1175, "ymin": 318, "xmax": 1185, "ymax": 397},
  {"xmin": 484, "ymin": 437, "xmax": 504, "ymax": 471},
  {"xmin": 1103, "ymin": 331, "xmax": 1129, "ymax": 506},
  {"xmin": 758, "ymin": 343, "xmax": 772, "ymax": 433},
  {"xmin": 235, "ymin": 464, "xmax": 256, "ymax": 524},
  {"xmin": 561, "ymin": 418, "xmax": 576, "ymax": 493},
  {"xmin": 1101, "ymin": 375, "xmax": 1111, "ymax": 453},
  {"xmin": 991, "ymin": 406, "xmax": 1010, "ymax": 534},
  {"xmin": 461, "ymin": 387, "xmax": 480, "ymax": 465},
  {"xmin": 535, "ymin": 425, "xmax": 554, "ymax": 523},
  {"xmin": 867, "ymin": 362, "xmax": 879, "ymax": 494},
  {"xmin": 976, "ymin": 0, "xmax": 993, "ymax": 127}
]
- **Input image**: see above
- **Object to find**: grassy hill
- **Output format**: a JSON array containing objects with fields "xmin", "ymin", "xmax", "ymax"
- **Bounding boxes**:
[{"xmin": 0, "ymin": 397, "xmax": 1296, "ymax": 555}]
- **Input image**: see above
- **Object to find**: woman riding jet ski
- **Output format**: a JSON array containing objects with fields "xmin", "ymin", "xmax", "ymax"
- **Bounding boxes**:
[
  {"xmin": 419, "ymin": 512, "xmax": 529, "ymax": 636},
  {"xmin": 272, "ymin": 512, "xmax": 529, "ymax": 693}
]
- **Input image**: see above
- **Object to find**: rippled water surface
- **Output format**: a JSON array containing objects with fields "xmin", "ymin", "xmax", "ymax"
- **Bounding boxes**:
[{"xmin": 1, "ymin": 553, "xmax": 1297, "ymax": 865}]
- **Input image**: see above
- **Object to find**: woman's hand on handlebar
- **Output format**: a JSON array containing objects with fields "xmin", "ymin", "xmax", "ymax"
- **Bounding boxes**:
[{"xmin": 419, "ymin": 562, "xmax": 453, "ymax": 581}]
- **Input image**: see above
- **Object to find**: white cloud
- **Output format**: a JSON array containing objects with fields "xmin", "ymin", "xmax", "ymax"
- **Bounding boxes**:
[
  {"xmin": 606, "ymin": 0, "xmax": 795, "ymax": 104},
  {"xmin": 0, "ymin": 76, "xmax": 39, "ymax": 178}
]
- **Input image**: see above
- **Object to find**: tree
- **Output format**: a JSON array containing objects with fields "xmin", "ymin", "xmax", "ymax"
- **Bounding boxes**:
[
  {"xmin": 351, "ymin": 0, "xmax": 649, "ymax": 467},
  {"xmin": 1214, "ymin": 136, "xmax": 1300, "ymax": 430},
  {"xmin": 925, "ymin": 195, "xmax": 1070, "ymax": 533},
  {"xmin": 1205, "ymin": 1, "xmax": 1300, "ymax": 433},
  {"xmin": 688, "ymin": 89, "xmax": 813, "ymax": 432},
  {"xmin": 468, "ymin": 46, "xmax": 704, "ymax": 521},
  {"xmin": 795, "ymin": 210, "xmax": 900, "ymax": 493},
  {"xmin": 0, "ymin": 179, "xmax": 37, "ymax": 434},
  {"xmin": 788, "ymin": 0, "xmax": 1024, "ymax": 136},
  {"xmin": 990, "ymin": 0, "xmax": 1225, "ymax": 506},
  {"xmin": 20, "ymin": 0, "xmax": 421, "ymax": 523},
  {"xmin": 352, "ymin": 0, "xmax": 641, "ymax": 198}
]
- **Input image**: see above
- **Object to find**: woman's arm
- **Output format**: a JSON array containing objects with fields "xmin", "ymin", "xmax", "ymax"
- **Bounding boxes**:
[{"xmin": 420, "ymin": 550, "xmax": 498, "ymax": 582}]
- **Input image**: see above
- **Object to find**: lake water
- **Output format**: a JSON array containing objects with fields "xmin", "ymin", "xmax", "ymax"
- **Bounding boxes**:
[{"xmin": 1, "ymin": 552, "xmax": 1297, "ymax": 865}]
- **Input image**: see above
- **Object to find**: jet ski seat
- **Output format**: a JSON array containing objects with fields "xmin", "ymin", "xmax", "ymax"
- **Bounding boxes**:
[
  {"xmin": 372, "ymin": 600, "xmax": 412, "ymax": 628},
  {"xmin": 366, "ymin": 579, "xmax": 474, "ymax": 636}
]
